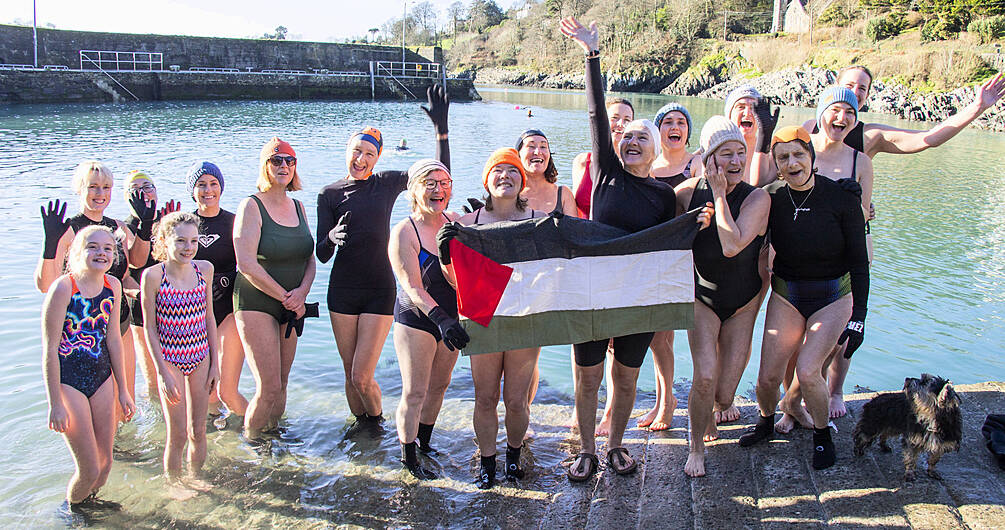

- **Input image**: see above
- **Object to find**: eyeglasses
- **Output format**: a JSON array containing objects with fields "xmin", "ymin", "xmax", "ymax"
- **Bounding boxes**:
[
  {"xmin": 423, "ymin": 178, "xmax": 452, "ymax": 190},
  {"xmin": 131, "ymin": 184, "xmax": 156, "ymax": 192},
  {"xmin": 269, "ymin": 155, "xmax": 297, "ymax": 167}
]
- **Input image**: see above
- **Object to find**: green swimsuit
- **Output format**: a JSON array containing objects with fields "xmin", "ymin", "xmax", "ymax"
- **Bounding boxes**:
[{"xmin": 233, "ymin": 195, "xmax": 314, "ymax": 321}]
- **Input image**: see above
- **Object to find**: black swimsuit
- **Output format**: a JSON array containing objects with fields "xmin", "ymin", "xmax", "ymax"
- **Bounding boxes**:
[
  {"xmin": 687, "ymin": 178, "xmax": 764, "ymax": 321},
  {"xmin": 194, "ymin": 209, "xmax": 237, "ymax": 325},
  {"xmin": 574, "ymin": 55, "xmax": 678, "ymax": 370},
  {"xmin": 393, "ymin": 215, "xmax": 458, "ymax": 340},
  {"xmin": 67, "ymin": 214, "xmax": 130, "ymax": 330},
  {"xmin": 655, "ymin": 158, "xmax": 692, "ymax": 189}
]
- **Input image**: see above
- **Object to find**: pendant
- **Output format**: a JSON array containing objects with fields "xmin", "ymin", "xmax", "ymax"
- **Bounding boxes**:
[{"xmin": 793, "ymin": 207, "xmax": 810, "ymax": 220}]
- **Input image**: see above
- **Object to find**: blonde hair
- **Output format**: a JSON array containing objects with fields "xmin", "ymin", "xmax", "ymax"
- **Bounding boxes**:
[
  {"xmin": 71, "ymin": 160, "xmax": 114, "ymax": 194},
  {"xmin": 257, "ymin": 160, "xmax": 302, "ymax": 192},
  {"xmin": 151, "ymin": 211, "xmax": 201, "ymax": 262},
  {"xmin": 66, "ymin": 225, "xmax": 117, "ymax": 278}
]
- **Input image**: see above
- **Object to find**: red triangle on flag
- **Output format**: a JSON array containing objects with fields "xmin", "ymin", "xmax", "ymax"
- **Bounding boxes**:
[{"xmin": 449, "ymin": 239, "xmax": 513, "ymax": 327}]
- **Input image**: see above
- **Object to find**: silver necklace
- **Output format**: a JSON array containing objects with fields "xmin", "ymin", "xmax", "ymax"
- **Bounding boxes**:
[{"xmin": 786, "ymin": 185, "xmax": 814, "ymax": 220}]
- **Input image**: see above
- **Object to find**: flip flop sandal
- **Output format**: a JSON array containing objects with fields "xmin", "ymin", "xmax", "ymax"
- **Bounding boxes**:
[
  {"xmin": 567, "ymin": 452, "xmax": 599, "ymax": 482},
  {"xmin": 607, "ymin": 447, "xmax": 638, "ymax": 475}
]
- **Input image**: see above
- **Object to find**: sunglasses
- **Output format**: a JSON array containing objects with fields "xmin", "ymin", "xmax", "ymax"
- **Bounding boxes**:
[
  {"xmin": 423, "ymin": 178, "xmax": 452, "ymax": 190},
  {"xmin": 269, "ymin": 155, "xmax": 297, "ymax": 167}
]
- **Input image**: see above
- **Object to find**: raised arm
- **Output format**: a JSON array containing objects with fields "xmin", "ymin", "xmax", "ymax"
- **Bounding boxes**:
[
  {"xmin": 864, "ymin": 73, "xmax": 1004, "ymax": 157},
  {"xmin": 705, "ymin": 159, "xmax": 770, "ymax": 256},
  {"xmin": 559, "ymin": 17, "xmax": 616, "ymax": 176},
  {"xmin": 422, "ymin": 84, "xmax": 452, "ymax": 173},
  {"xmin": 35, "ymin": 200, "xmax": 72, "ymax": 293}
]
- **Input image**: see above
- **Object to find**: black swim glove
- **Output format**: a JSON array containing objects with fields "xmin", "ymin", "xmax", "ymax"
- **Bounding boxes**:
[
  {"xmin": 280, "ymin": 302, "xmax": 319, "ymax": 339},
  {"xmin": 41, "ymin": 199, "xmax": 69, "ymax": 259},
  {"xmin": 129, "ymin": 189, "xmax": 157, "ymax": 241},
  {"xmin": 462, "ymin": 197, "xmax": 485, "ymax": 214},
  {"xmin": 421, "ymin": 84, "xmax": 450, "ymax": 135},
  {"xmin": 428, "ymin": 306, "xmax": 469, "ymax": 351},
  {"xmin": 837, "ymin": 178, "xmax": 862, "ymax": 197},
  {"xmin": 436, "ymin": 223, "xmax": 460, "ymax": 265},
  {"xmin": 754, "ymin": 98, "xmax": 780, "ymax": 154},
  {"xmin": 838, "ymin": 319, "xmax": 865, "ymax": 358}
]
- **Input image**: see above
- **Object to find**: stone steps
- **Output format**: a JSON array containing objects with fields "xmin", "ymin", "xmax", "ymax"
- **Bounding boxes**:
[{"xmin": 566, "ymin": 382, "xmax": 1005, "ymax": 530}]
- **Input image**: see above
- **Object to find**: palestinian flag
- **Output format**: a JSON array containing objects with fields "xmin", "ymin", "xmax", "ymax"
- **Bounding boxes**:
[{"xmin": 446, "ymin": 210, "xmax": 701, "ymax": 355}]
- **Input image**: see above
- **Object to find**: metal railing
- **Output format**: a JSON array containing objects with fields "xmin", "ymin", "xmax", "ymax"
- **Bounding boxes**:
[
  {"xmin": 79, "ymin": 50, "xmax": 163, "ymax": 71},
  {"xmin": 189, "ymin": 66, "xmax": 240, "ymax": 73},
  {"xmin": 0, "ymin": 64, "xmax": 37, "ymax": 70},
  {"xmin": 373, "ymin": 61, "xmax": 440, "ymax": 79}
]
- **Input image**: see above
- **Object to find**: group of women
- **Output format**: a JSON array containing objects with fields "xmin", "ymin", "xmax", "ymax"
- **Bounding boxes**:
[{"xmin": 39, "ymin": 15, "xmax": 1005, "ymax": 509}]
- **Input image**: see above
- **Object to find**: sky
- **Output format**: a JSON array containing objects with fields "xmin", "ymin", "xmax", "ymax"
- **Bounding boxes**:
[{"xmin": 7, "ymin": 0, "xmax": 522, "ymax": 42}]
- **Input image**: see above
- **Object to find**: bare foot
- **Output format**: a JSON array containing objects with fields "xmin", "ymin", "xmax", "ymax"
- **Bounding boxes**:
[
  {"xmin": 779, "ymin": 398, "xmax": 814, "ymax": 430},
  {"xmin": 684, "ymin": 451, "xmax": 706, "ymax": 477},
  {"xmin": 703, "ymin": 422, "xmax": 719, "ymax": 442},
  {"xmin": 595, "ymin": 409, "xmax": 612, "ymax": 437},
  {"xmin": 184, "ymin": 476, "xmax": 212, "ymax": 492},
  {"xmin": 650, "ymin": 395, "xmax": 677, "ymax": 431},
  {"xmin": 637, "ymin": 406, "xmax": 659, "ymax": 429},
  {"xmin": 774, "ymin": 413, "xmax": 796, "ymax": 434},
  {"xmin": 167, "ymin": 481, "xmax": 198, "ymax": 501},
  {"xmin": 714, "ymin": 404, "xmax": 741, "ymax": 424},
  {"xmin": 829, "ymin": 394, "xmax": 847, "ymax": 419}
]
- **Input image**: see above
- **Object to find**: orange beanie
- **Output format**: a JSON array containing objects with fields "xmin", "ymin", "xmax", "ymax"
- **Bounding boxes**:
[{"xmin": 481, "ymin": 147, "xmax": 526, "ymax": 190}]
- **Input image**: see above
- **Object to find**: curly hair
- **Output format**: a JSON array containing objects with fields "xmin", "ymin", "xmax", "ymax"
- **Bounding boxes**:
[{"xmin": 151, "ymin": 211, "xmax": 201, "ymax": 262}]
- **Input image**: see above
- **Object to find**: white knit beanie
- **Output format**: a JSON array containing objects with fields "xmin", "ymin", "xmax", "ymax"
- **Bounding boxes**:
[
  {"xmin": 700, "ymin": 116, "xmax": 746, "ymax": 164},
  {"xmin": 723, "ymin": 84, "xmax": 762, "ymax": 118}
]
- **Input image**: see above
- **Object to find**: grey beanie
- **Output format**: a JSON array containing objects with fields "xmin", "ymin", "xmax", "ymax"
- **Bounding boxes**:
[
  {"xmin": 700, "ymin": 116, "xmax": 746, "ymax": 164},
  {"xmin": 724, "ymin": 84, "xmax": 762, "ymax": 117}
]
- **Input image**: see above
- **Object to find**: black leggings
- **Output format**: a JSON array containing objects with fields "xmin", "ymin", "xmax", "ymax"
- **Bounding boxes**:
[{"xmin": 573, "ymin": 332, "xmax": 654, "ymax": 369}]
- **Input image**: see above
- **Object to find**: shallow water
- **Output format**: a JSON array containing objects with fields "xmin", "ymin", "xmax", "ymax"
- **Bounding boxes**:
[{"xmin": 1, "ymin": 86, "xmax": 1002, "ymax": 526}]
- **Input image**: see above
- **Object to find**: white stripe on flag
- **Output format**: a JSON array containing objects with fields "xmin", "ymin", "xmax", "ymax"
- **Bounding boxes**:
[{"xmin": 476, "ymin": 250, "xmax": 694, "ymax": 318}]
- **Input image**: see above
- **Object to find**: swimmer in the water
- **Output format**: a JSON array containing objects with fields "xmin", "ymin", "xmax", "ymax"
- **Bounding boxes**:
[
  {"xmin": 316, "ymin": 85, "xmax": 451, "ymax": 433},
  {"xmin": 396, "ymin": 139, "xmax": 409, "ymax": 151},
  {"xmin": 141, "ymin": 212, "xmax": 219, "ymax": 482},
  {"xmin": 42, "ymin": 225, "xmax": 135, "ymax": 512}
]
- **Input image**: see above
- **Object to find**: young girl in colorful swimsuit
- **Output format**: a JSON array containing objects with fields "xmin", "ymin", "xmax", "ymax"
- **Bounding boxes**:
[
  {"xmin": 42, "ymin": 225, "xmax": 135, "ymax": 512},
  {"xmin": 141, "ymin": 212, "xmax": 219, "ymax": 483}
]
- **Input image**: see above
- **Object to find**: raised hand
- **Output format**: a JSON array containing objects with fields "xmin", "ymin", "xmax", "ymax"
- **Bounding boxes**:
[
  {"xmin": 158, "ymin": 199, "xmax": 181, "ymax": 217},
  {"xmin": 976, "ymin": 73, "xmax": 1005, "ymax": 112},
  {"xmin": 129, "ymin": 189, "xmax": 156, "ymax": 221},
  {"xmin": 754, "ymin": 98, "xmax": 780, "ymax": 153},
  {"xmin": 558, "ymin": 16, "xmax": 599, "ymax": 54},
  {"xmin": 421, "ymin": 84, "xmax": 450, "ymax": 134},
  {"xmin": 41, "ymin": 199, "xmax": 69, "ymax": 259},
  {"xmin": 704, "ymin": 157, "xmax": 727, "ymax": 197},
  {"xmin": 462, "ymin": 197, "xmax": 485, "ymax": 214}
]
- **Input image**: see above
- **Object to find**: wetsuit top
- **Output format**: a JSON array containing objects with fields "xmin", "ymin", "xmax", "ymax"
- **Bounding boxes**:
[
  {"xmin": 586, "ymin": 56, "xmax": 677, "ymax": 232},
  {"xmin": 125, "ymin": 214, "xmax": 159, "ymax": 283},
  {"xmin": 395, "ymin": 216, "xmax": 458, "ymax": 319},
  {"xmin": 812, "ymin": 121, "xmax": 865, "ymax": 153},
  {"xmin": 687, "ymin": 178, "xmax": 764, "ymax": 314},
  {"xmin": 765, "ymin": 176, "xmax": 869, "ymax": 320},
  {"xmin": 575, "ymin": 153, "xmax": 593, "ymax": 219},
  {"xmin": 67, "ymin": 214, "xmax": 128, "ymax": 282},
  {"xmin": 59, "ymin": 275, "xmax": 114, "ymax": 398},
  {"xmin": 316, "ymin": 171, "xmax": 406, "ymax": 290},
  {"xmin": 194, "ymin": 209, "xmax": 237, "ymax": 321},
  {"xmin": 655, "ymin": 157, "xmax": 693, "ymax": 189}
]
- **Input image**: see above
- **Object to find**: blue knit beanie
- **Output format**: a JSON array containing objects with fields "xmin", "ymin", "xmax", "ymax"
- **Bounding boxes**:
[
  {"xmin": 816, "ymin": 86, "xmax": 859, "ymax": 129},
  {"xmin": 654, "ymin": 102, "xmax": 693, "ymax": 144},
  {"xmin": 186, "ymin": 161, "xmax": 224, "ymax": 199}
]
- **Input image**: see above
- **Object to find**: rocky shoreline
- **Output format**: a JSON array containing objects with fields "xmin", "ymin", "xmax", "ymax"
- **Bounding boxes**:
[{"xmin": 469, "ymin": 66, "xmax": 1005, "ymax": 132}]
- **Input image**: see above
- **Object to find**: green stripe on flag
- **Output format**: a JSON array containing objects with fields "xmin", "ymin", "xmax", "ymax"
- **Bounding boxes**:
[{"xmin": 460, "ymin": 302, "xmax": 694, "ymax": 355}]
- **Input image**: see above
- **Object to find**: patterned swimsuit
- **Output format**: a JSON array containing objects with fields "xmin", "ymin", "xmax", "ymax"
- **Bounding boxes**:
[
  {"xmin": 59, "ymin": 276, "xmax": 114, "ymax": 397},
  {"xmin": 155, "ymin": 263, "xmax": 210, "ymax": 375}
]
